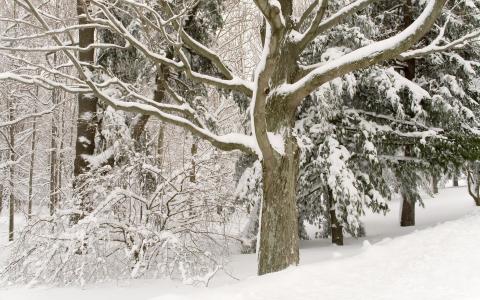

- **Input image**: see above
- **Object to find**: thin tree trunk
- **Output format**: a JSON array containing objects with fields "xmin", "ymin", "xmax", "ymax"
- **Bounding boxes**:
[
  {"xmin": 400, "ymin": 146, "xmax": 415, "ymax": 227},
  {"xmin": 8, "ymin": 97, "xmax": 15, "ymax": 241},
  {"xmin": 49, "ymin": 105, "xmax": 58, "ymax": 215},
  {"xmin": 50, "ymin": 54, "xmax": 59, "ymax": 215},
  {"xmin": 156, "ymin": 125, "xmax": 165, "ymax": 166},
  {"xmin": 467, "ymin": 168, "xmax": 480, "ymax": 206},
  {"xmin": 27, "ymin": 106, "xmax": 37, "ymax": 219},
  {"xmin": 399, "ymin": 0, "xmax": 416, "ymax": 228},
  {"xmin": 57, "ymin": 95, "xmax": 66, "ymax": 205},
  {"xmin": 328, "ymin": 187, "xmax": 343, "ymax": 246},
  {"xmin": 432, "ymin": 174, "xmax": 439, "ymax": 194},
  {"xmin": 400, "ymin": 196, "xmax": 415, "ymax": 226},
  {"xmin": 453, "ymin": 172, "xmax": 459, "ymax": 187},
  {"xmin": 0, "ymin": 185, "xmax": 3, "ymax": 215},
  {"xmin": 190, "ymin": 140, "xmax": 197, "ymax": 183},
  {"xmin": 132, "ymin": 55, "xmax": 171, "ymax": 147}
]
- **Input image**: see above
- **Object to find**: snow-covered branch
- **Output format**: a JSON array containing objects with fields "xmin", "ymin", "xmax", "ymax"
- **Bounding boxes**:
[
  {"xmin": 296, "ymin": 0, "xmax": 381, "ymax": 50},
  {"xmin": 282, "ymin": 0, "xmax": 448, "ymax": 105},
  {"xmin": 253, "ymin": 0, "xmax": 286, "ymax": 29},
  {"xmin": 400, "ymin": 28, "xmax": 480, "ymax": 60}
]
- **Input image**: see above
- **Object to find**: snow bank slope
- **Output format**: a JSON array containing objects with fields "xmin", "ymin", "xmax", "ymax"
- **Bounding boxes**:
[{"xmin": 160, "ymin": 208, "xmax": 480, "ymax": 300}]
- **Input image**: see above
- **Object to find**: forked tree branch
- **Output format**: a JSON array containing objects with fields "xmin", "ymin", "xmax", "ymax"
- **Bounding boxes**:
[
  {"xmin": 296, "ymin": 0, "xmax": 382, "ymax": 51},
  {"xmin": 283, "ymin": 0, "xmax": 448, "ymax": 107}
]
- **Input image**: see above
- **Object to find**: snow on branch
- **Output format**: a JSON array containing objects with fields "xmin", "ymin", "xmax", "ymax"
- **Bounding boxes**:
[
  {"xmin": 253, "ymin": 0, "xmax": 286, "ymax": 29},
  {"xmin": 0, "ymin": 102, "xmax": 60, "ymax": 128},
  {"xmin": 90, "ymin": 0, "xmax": 253, "ymax": 96},
  {"xmin": 296, "ymin": 0, "xmax": 381, "ymax": 50},
  {"xmin": 400, "ymin": 28, "xmax": 480, "ymax": 60},
  {"xmin": 280, "ymin": 0, "xmax": 448, "ymax": 105},
  {"xmin": 3, "ymin": 0, "xmax": 259, "ymax": 156}
]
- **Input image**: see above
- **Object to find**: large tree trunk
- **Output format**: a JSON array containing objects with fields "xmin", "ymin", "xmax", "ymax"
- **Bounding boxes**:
[
  {"xmin": 74, "ymin": 0, "xmax": 97, "ymax": 178},
  {"xmin": 258, "ymin": 135, "xmax": 300, "ymax": 275},
  {"xmin": 72, "ymin": 0, "xmax": 98, "ymax": 222}
]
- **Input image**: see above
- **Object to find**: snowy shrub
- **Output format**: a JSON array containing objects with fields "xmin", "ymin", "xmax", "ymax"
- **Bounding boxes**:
[{"xmin": 0, "ymin": 108, "xmax": 236, "ymax": 286}]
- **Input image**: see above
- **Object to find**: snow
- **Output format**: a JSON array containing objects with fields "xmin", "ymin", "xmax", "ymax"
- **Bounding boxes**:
[
  {"xmin": 1, "ymin": 185, "xmax": 478, "ymax": 300},
  {"xmin": 78, "ymin": 136, "xmax": 91, "ymax": 145},
  {"xmin": 267, "ymin": 132, "xmax": 285, "ymax": 155},
  {"xmin": 279, "ymin": 0, "xmax": 442, "ymax": 96}
]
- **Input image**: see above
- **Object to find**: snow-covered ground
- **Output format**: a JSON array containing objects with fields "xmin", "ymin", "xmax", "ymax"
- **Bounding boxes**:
[{"xmin": 1, "ymin": 185, "xmax": 478, "ymax": 300}]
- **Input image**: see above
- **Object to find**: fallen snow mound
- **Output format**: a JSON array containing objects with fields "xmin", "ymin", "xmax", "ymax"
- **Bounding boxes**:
[{"xmin": 159, "ymin": 208, "xmax": 480, "ymax": 300}]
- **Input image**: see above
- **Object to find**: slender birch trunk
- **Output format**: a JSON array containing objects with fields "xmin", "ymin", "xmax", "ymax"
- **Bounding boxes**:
[
  {"xmin": 8, "ymin": 97, "xmax": 15, "ymax": 241},
  {"xmin": 27, "ymin": 104, "xmax": 37, "ymax": 219}
]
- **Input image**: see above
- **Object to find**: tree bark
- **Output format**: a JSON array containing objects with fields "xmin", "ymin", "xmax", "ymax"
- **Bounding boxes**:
[
  {"xmin": 432, "ymin": 174, "xmax": 439, "ymax": 194},
  {"xmin": 27, "ymin": 106, "xmax": 37, "ymax": 219},
  {"xmin": 49, "ymin": 102, "xmax": 58, "ymax": 215},
  {"xmin": 453, "ymin": 172, "xmax": 459, "ymax": 187},
  {"xmin": 190, "ymin": 140, "xmax": 197, "ymax": 183},
  {"xmin": 400, "ymin": 145, "xmax": 415, "ymax": 227},
  {"xmin": 132, "ymin": 53, "xmax": 171, "ymax": 150},
  {"xmin": 328, "ymin": 188, "xmax": 343, "ymax": 246},
  {"xmin": 8, "ymin": 97, "xmax": 15, "ymax": 241},
  {"xmin": 74, "ymin": 0, "xmax": 98, "ymax": 178},
  {"xmin": 258, "ymin": 135, "xmax": 300, "ymax": 275},
  {"xmin": 49, "ymin": 66, "xmax": 59, "ymax": 215},
  {"xmin": 399, "ymin": 0, "xmax": 416, "ymax": 228},
  {"xmin": 72, "ymin": 0, "xmax": 98, "ymax": 222},
  {"xmin": 467, "ymin": 168, "xmax": 480, "ymax": 206},
  {"xmin": 400, "ymin": 195, "xmax": 415, "ymax": 226}
]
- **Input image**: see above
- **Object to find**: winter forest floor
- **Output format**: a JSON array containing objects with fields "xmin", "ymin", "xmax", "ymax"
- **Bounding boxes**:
[{"xmin": 0, "ymin": 185, "xmax": 478, "ymax": 300}]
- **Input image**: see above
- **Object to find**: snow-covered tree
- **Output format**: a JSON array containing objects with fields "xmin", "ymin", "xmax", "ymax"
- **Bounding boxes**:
[{"xmin": 2, "ymin": 0, "xmax": 476, "ymax": 276}]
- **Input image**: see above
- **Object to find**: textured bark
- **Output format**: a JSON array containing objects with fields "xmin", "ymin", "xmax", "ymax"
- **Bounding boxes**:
[
  {"xmin": 432, "ymin": 174, "xmax": 439, "ymax": 194},
  {"xmin": 400, "ymin": 196, "xmax": 415, "ymax": 226},
  {"xmin": 132, "ymin": 54, "xmax": 171, "ymax": 150},
  {"xmin": 467, "ymin": 169, "xmax": 480, "ymax": 206},
  {"xmin": 190, "ymin": 141, "xmax": 197, "ymax": 183},
  {"xmin": 400, "ymin": 1, "xmax": 416, "ymax": 228},
  {"xmin": 73, "ymin": 0, "xmax": 98, "ymax": 178},
  {"xmin": 71, "ymin": 0, "xmax": 98, "ymax": 223},
  {"xmin": 401, "ymin": 146, "xmax": 415, "ymax": 227},
  {"xmin": 255, "ymin": 25, "xmax": 301, "ymax": 273},
  {"xmin": 258, "ymin": 136, "xmax": 300, "ymax": 275},
  {"xmin": 8, "ymin": 97, "xmax": 15, "ymax": 241},
  {"xmin": 50, "ymin": 76, "xmax": 59, "ymax": 215},
  {"xmin": 328, "ymin": 188, "xmax": 343, "ymax": 246},
  {"xmin": 49, "ymin": 106, "xmax": 58, "ymax": 215},
  {"xmin": 27, "ymin": 108, "xmax": 37, "ymax": 219},
  {"xmin": 156, "ymin": 126, "xmax": 165, "ymax": 166}
]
